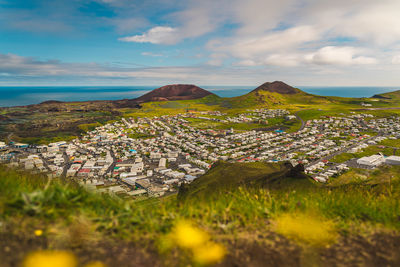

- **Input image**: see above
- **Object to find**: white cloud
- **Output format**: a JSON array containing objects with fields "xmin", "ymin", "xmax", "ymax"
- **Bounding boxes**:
[
  {"xmin": 328, "ymin": 1, "xmax": 400, "ymax": 45},
  {"xmin": 233, "ymin": 46, "xmax": 377, "ymax": 67},
  {"xmin": 118, "ymin": 26, "xmax": 178, "ymax": 44},
  {"xmin": 206, "ymin": 53, "xmax": 228, "ymax": 66},
  {"xmin": 229, "ymin": 26, "xmax": 318, "ymax": 58},
  {"xmin": 235, "ymin": 60, "xmax": 258, "ymax": 67},
  {"xmin": 171, "ymin": 2, "xmax": 221, "ymax": 39},
  {"xmin": 209, "ymin": 25, "xmax": 319, "ymax": 66},
  {"xmin": 264, "ymin": 54, "xmax": 302, "ymax": 67},
  {"xmin": 392, "ymin": 55, "xmax": 400, "ymax": 64},
  {"xmin": 308, "ymin": 46, "xmax": 377, "ymax": 65},
  {"xmin": 1, "ymin": 53, "xmax": 400, "ymax": 87},
  {"xmin": 115, "ymin": 0, "xmax": 400, "ymax": 70},
  {"xmin": 118, "ymin": 1, "xmax": 224, "ymax": 45}
]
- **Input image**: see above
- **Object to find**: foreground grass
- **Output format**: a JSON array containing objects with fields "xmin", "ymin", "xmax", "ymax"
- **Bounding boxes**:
[
  {"xmin": 1, "ymin": 166, "xmax": 399, "ymax": 237},
  {"xmin": 1, "ymin": 166, "xmax": 400, "ymax": 266}
]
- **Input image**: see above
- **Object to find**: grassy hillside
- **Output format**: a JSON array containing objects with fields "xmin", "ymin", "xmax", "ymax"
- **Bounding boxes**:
[
  {"xmin": 125, "ymin": 86, "xmax": 400, "ymax": 121},
  {"xmin": 1, "ymin": 165, "xmax": 400, "ymax": 266},
  {"xmin": 374, "ymin": 90, "xmax": 400, "ymax": 99},
  {"xmin": 178, "ymin": 161, "xmax": 314, "ymax": 200}
]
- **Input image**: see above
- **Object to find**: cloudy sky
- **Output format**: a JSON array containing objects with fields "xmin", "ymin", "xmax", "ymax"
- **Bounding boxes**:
[{"xmin": 1, "ymin": 0, "xmax": 400, "ymax": 86}]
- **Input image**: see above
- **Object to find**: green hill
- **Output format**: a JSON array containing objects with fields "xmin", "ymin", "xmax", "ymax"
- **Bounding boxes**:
[
  {"xmin": 373, "ymin": 90, "xmax": 400, "ymax": 99},
  {"xmin": 178, "ymin": 161, "xmax": 314, "ymax": 201},
  {"xmin": 221, "ymin": 81, "xmax": 336, "ymax": 109}
]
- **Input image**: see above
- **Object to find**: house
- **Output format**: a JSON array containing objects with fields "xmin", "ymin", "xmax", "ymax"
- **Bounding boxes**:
[
  {"xmin": 164, "ymin": 178, "xmax": 179, "ymax": 184},
  {"xmin": 184, "ymin": 175, "xmax": 196, "ymax": 182},
  {"xmin": 167, "ymin": 151, "xmax": 179, "ymax": 158},
  {"xmin": 150, "ymin": 152, "xmax": 161, "ymax": 159},
  {"xmin": 78, "ymin": 168, "xmax": 91, "ymax": 177},
  {"xmin": 13, "ymin": 143, "xmax": 29, "ymax": 149},
  {"xmin": 159, "ymin": 158, "xmax": 167, "ymax": 168},
  {"xmin": 0, "ymin": 142, "xmax": 7, "ymax": 150},
  {"xmin": 122, "ymin": 177, "xmax": 137, "ymax": 186}
]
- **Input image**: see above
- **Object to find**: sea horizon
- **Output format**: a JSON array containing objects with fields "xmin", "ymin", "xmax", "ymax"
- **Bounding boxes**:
[{"xmin": 0, "ymin": 85, "xmax": 399, "ymax": 108}]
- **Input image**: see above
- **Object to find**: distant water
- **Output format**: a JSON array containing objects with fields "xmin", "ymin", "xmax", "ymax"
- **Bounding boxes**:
[
  {"xmin": 298, "ymin": 86, "xmax": 400, "ymax": 98},
  {"xmin": 0, "ymin": 86, "xmax": 398, "ymax": 107}
]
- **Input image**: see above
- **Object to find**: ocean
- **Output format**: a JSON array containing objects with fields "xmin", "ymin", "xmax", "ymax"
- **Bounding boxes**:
[{"xmin": 0, "ymin": 85, "xmax": 399, "ymax": 107}]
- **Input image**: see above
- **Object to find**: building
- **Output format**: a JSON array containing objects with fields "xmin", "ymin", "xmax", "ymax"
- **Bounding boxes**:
[
  {"xmin": 357, "ymin": 154, "xmax": 384, "ymax": 167},
  {"xmin": 13, "ymin": 143, "xmax": 29, "ymax": 149},
  {"xmin": 0, "ymin": 142, "xmax": 8, "ymax": 149},
  {"xmin": 385, "ymin": 156, "xmax": 400, "ymax": 165},
  {"xmin": 159, "ymin": 158, "xmax": 167, "ymax": 168}
]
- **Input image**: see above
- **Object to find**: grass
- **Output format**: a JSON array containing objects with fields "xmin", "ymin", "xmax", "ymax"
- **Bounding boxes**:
[
  {"xmin": 329, "ymin": 165, "xmax": 400, "ymax": 186},
  {"xmin": 1, "ymin": 164, "xmax": 400, "ymax": 266},
  {"xmin": 1, "ymin": 164, "xmax": 400, "ymax": 239},
  {"xmin": 20, "ymin": 134, "xmax": 78, "ymax": 145},
  {"xmin": 78, "ymin": 122, "xmax": 103, "ymax": 132}
]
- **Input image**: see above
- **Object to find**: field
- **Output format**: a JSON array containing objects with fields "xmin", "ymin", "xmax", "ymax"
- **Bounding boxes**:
[{"xmin": 328, "ymin": 165, "xmax": 400, "ymax": 186}]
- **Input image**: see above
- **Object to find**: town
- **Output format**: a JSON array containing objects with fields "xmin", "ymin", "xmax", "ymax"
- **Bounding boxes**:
[{"xmin": 1, "ymin": 109, "xmax": 400, "ymax": 198}]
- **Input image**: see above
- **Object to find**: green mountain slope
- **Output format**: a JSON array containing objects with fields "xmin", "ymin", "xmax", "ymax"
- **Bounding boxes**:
[
  {"xmin": 221, "ymin": 81, "xmax": 336, "ymax": 109},
  {"xmin": 373, "ymin": 90, "xmax": 400, "ymax": 99},
  {"xmin": 178, "ymin": 161, "xmax": 314, "ymax": 201}
]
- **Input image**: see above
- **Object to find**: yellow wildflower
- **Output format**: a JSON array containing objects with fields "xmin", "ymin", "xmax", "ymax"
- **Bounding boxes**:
[
  {"xmin": 167, "ymin": 220, "xmax": 227, "ymax": 265},
  {"xmin": 34, "ymin": 229, "xmax": 43, "ymax": 237},
  {"xmin": 23, "ymin": 251, "xmax": 77, "ymax": 267},
  {"xmin": 84, "ymin": 261, "xmax": 106, "ymax": 267},
  {"xmin": 171, "ymin": 220, "xmax": 209, "ymax": 249},
  {"xmin": 192, "ymin": 242, "xmax": 226, "ymax": 265},
  {"xmin": 275, "ymin": 213, "xmax": 338, "ymax": 247}
]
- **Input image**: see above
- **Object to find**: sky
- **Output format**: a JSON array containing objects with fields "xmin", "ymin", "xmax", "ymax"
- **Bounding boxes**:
[{"xmin": 1, "ymin": 0, "xmax": 400, "ymax": 86}]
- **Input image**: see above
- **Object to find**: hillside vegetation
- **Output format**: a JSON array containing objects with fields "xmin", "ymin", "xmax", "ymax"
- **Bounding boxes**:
[
  {"xmin": 178, "ymin": 161, "xmax": 314, "ymax": 200},
  {"xmin": 1, "ymin": 164, "xmax": 400, "ymax": 266}
]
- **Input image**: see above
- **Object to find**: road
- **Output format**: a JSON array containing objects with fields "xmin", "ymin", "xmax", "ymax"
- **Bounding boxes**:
[
  {"xmin": 295, "ymin": 110, "xmax": 306, "ymax": 131},
  {"xmin": 106, "ymin": 149, "xmax": 117, "ymax": 175},
  {"xmin": 61, "ymin": 151, "xmax": 71, "ymax": 178},
  {"xmin": 38, "ymin": 154, "xmax": 52, "ymax": 172}
]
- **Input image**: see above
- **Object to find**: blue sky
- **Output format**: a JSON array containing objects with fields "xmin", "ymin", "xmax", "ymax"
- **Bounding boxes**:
[{"xmin": 1, "ymin": 0, "xmax": 400, "ymax": 86}]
